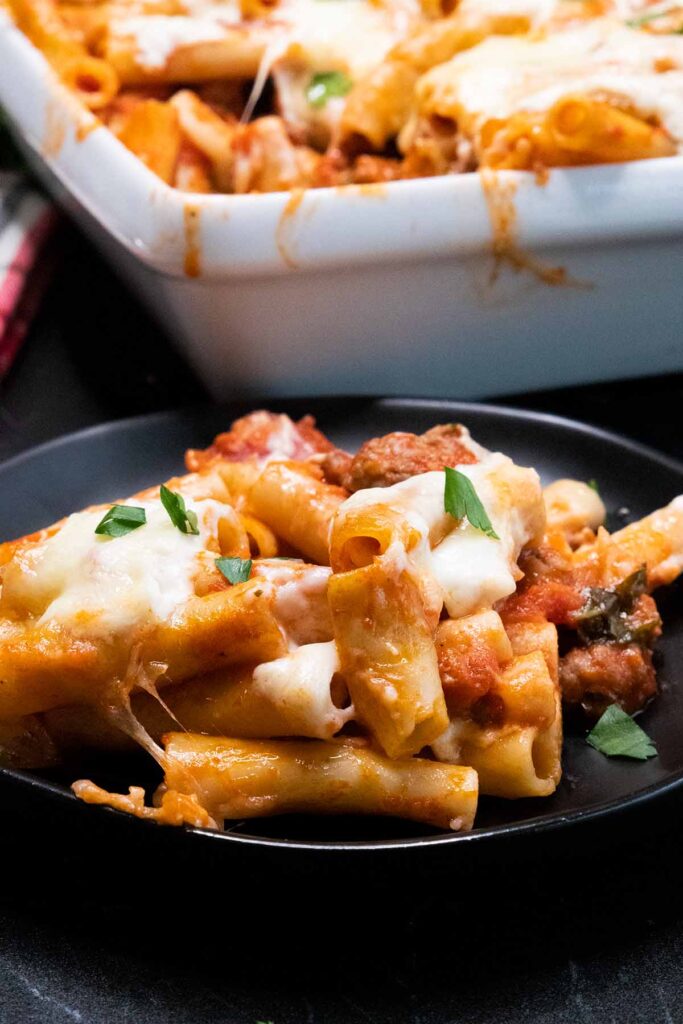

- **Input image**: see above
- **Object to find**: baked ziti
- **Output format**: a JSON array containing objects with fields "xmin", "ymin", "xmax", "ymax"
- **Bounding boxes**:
[
  {"xmin": 5, "ymin": 0, "xmax": 683, "ymax": 192},
  {"xmin": 0, "ymin": 411, "xmax": 678, "ymax": 831}
]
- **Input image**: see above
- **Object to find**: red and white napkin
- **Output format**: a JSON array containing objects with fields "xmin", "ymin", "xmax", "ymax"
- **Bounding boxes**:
[{"xmin": 0, "ymin": 171, "xmax": 57, "ymax": 378}]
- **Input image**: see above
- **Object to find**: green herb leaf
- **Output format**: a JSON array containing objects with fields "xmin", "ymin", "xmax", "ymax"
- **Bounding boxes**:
[
  {"xmin": 94, "ymin": 504, "xmax": 147, "ymax": 538},
  {"xmin": 614, "ymin": 566, "xmax": 647, "ymax": 604},
  {"xmin": 625, "ymin": 6, "xmax": 672, "ymax": 26},
  {"xmin": 444, "ymin": 467, "xmax": 500, "ymax": 539},
  {"xmin": 573, "ymin": 566, "xmax": 657, "ymax": 645},
  {"xmin": 306, "ymin": 71, "xmax": 353, "ymax": 109},
  {"xmin": 587, "ymin": 704, "xmax": 657, "ymax": 760},
  {"xmin": 587, "ymin": 478, "xmax": 600, "ymax": 493},
  {"xmin": 216, "ymin": 556, "xmax": 253, "ymax": 585},
  {"xmin": 160, "ymin": 485, "xmax": 200, "ymax": 535}
]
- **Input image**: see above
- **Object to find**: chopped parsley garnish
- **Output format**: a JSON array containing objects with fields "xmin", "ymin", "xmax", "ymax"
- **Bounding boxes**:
[
  {"xmin": 587, "ymin": 704, "xmax": 657, "ymax": 760},
  {"xmin": 94, "ymin": 504, "xmax": 146, "ymax": 538},
  {"xmin": 306, "ymin": 71, "xmax": 353, "ymax": 109},
  {"xmin": 160, "ymin": 485, "xmax": 199, "ymax": 535},
  {"xmin": 573, "ymin": 566, "xmax": 659, "ymax": 645},
  {"xmin": 444, "ymin": 467, "xmax": 500, "ymax": 540},
  {"xmin": 216, "ymin": 556, "xmax": 253, "ymax": 585}
]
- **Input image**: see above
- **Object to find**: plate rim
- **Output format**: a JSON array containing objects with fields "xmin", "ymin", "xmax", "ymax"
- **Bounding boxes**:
[
  {"xmin": 2, "ymin": 396, "xmax": 682, "ymax": 853},
  {"xmin": 3, "ymin": 757, "xmax": 683, "ymax": 852},
  {"xmin": 2, "ymin": 396, "xmax": 683, "ymax": 480}
]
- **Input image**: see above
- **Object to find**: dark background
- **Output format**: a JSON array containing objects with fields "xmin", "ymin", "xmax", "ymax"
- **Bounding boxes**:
[{"xmin": 0, "ymin": 225, "xmax": 682, "ymax": 1023}]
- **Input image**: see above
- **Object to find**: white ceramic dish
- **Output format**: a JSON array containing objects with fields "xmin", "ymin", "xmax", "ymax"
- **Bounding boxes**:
[{"xmin": 1, "ymin": 10, "xmax": 682, "ymax": 399}]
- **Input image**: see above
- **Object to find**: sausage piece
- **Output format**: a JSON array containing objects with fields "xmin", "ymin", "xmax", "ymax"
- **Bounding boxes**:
[
  {"xmin": 325, "ymin": 423, "xmax": 478, "ymax": 491},
  {"xmin": 559, "ymin": 643, "xmax": 657, "ymax": 717}
]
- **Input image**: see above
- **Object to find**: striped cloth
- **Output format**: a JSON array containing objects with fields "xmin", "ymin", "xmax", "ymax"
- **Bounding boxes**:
[{"xmin": 0, "ymin": 172, "xmax": 57, "ymax": 378}]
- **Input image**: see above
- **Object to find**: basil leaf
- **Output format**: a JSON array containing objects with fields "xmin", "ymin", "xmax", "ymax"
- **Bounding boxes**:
[
  {"xmin": 160, "ymin": 485, "xmax": 200, "ymax": 535},
  {"xmin": 587, "ymin": 705, "xmax": 657, "ymax": 760},
  {"xmin": 94, "ymin": 504, "xmax": 146, "ymax": 538},
  {"xmin": 306, "ymin": 71, "xmax": 353, "ymax": 109},
  {"xmin": 216, "ymin": 557, "xmax": 252, "ymax": 585},
  {"xmin": 622, "ymin": 619, "xmax": 662, "ymax": 644},
  {"xmin": 614, "ymin": 566, "xmax": 647, "ymax": 605},
  {"xmin": 573, "ymin": 566, "xmax": 654, "ymax": 645},
  {"xmin": 444, "ymin": 467, "xmax": 500, "ymax": 540},
  {"xmin": 587, "ymin": 478, "xmax": 600, "ymax": 493}
]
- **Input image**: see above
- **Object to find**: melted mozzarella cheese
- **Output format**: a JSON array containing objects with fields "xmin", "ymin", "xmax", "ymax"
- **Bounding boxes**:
[
  {"xmin": 181, "ymin": 0, "xmax": 241, "ymax": 15},
  {"xmin": 252, "ymin": 639, "xmax": 352, "ymax": 737},
  {"xmin": 254, "ymin": 559, "xmax": 332, "ymax": 646},
  {"xmin": 456, "ymin": 0, "xmax": 563, "ymax": 28},
  {"xmin": 417, "ymin": 19, "xmax": 683, "ymax": 146},
  {"xmin": 12, "ymin": 498, "xmax": 227, "ymax": 636},
  {"xmin": 277, "ymin": 0, "xmax": 420, "ymax": 80},
  {"xmin": 268, "ymin": 0, "xmax": 422, "ymax": 142},
  {"xmin": 257, "ymin": 413, "xmax": 304, "ymax": 459},
  {"xmin": 115, "ymin": 12, "xmax": 239, "ymax": 69},
  {"xmin": 271, "ymin": 65, "xmax": 347, "ymax": 143},
  {"xmin": 430, "ymin": 719, "xmax": 467, "ymax": 763},
  {"xmin": 341, "ymin": 471, "xmax": 453, "ymax": 545},
  {"xmin": 115, "ymin": 0, "xmax": 420, "ymax": 78},
  {"xmin": 433, "ymin": 457, "xmax": 544, "ymax": 616},
  {"xmin": 337, "ymin": 453, "xmax": 544, "ymax": 619}
]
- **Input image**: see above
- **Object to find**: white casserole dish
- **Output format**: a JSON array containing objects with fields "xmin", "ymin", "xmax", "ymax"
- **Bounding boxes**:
[{"xmin": 1, "ymin": 9, "xmax": 682, "ymax": 400}]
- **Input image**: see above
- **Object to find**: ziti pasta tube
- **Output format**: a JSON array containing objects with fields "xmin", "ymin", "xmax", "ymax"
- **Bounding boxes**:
[
  {"xmin": 7, "ymin": 0, "xmax": 118, "ymax": 108},
  {"xmin": 329, "ymin": 561, "xmax": 447, "ymax": 758},
  {"xmin": 247, "ymin": 461, "xmax": 347, "ymax": 565},
  {"xmin": 432, "ymin": 651, "xmax": 562, "ymax": 798},
  {"xmin": 0, "ymin": 581, "xmax": 286, "ymax": 719},
  {"xmin": 573, "ymin": 496, "xmax": 683, "ymax": 589},
  {"xmin": 45, "ymin": 641, "xmax": 351, "ymax": 750},
  {"xmin": 161, "ymin": 733, "xmax": 479, "ymax": 830},
  {"xmin": 543, "ymin": 479, "xmax": 606, "ymax": 547}
]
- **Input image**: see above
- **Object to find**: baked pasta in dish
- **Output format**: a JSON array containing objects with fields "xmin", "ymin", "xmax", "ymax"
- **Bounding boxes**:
[
  {"xmin": 6, "ymin": 0, "xmax": 683, "ymax": 192},
  {"xmin": 0, "ymin": 411, "xmax": 679, "ymax": 832}
]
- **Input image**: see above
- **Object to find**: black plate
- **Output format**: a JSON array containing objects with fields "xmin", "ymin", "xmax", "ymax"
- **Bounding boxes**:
[{"xmin": 1, "ymin": 397, "xmax": 682, "ymax": 853}]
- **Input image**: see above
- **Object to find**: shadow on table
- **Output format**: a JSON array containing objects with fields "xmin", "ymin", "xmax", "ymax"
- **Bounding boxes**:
[{"xmin": 0, "ymin": 779, "xmax": 681, "ymax": 1024}]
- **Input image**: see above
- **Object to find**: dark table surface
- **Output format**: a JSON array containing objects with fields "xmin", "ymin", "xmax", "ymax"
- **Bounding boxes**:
[{"xmin": 0, "ymin": 225, "xmax": 682, "ymax": 1024}]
